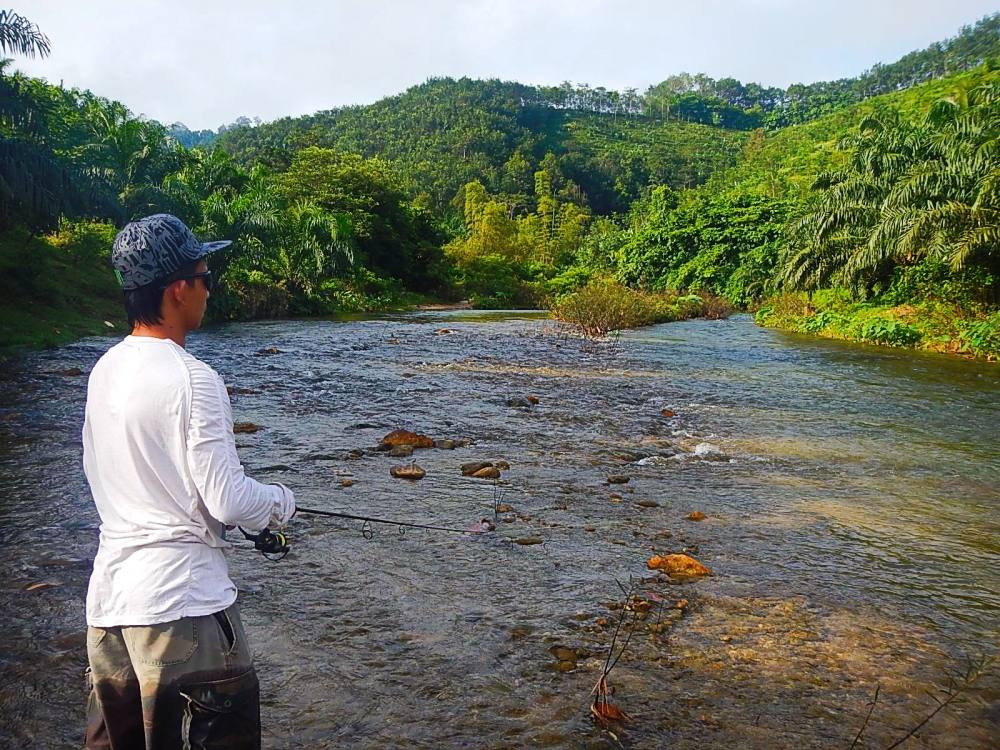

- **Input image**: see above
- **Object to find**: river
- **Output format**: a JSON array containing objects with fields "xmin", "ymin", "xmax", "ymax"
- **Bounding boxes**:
[{"xmin": 0, "ymin": 312, "xmax": 997, "ymax": 748}]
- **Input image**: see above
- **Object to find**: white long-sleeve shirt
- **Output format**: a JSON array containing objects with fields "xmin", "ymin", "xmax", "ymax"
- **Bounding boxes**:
[{"xmin": 83, "ymin": 335, "xmax": 294, "ymax": 627}]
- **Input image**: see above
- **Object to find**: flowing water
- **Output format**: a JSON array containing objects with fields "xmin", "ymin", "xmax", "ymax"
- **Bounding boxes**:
[{"xmin": 0, "ymin": 313, "xmax": 997, "ymax": 748}]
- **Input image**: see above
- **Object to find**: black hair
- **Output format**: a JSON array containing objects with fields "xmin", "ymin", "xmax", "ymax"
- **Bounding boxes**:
[{"xmin": 123, "ymin": 259, "xmax": 201, "ymax": 329}]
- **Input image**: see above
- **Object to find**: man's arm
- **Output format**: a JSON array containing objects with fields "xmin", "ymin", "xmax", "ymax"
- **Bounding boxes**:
[{"xmin": 185, "ymin": 364, "xmax": 294, "ymax": 530}]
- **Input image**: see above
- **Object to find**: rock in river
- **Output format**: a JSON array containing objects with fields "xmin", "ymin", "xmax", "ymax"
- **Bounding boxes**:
[
  {"xmin": 461, "ymin": 461, "xmax": 494, "ymax": 476},
  {"xmin": 381, "ymin": 429, "xmax": 434, "ymax": 448},
  {"xmin": 687, "ymin": 511, "xmax": 707, "ymax": 521},
  {"xmin": 514, "ymin": 536, "xmax": 545, "ymax": 546},
  {"xmin": 388, "ymin": 445, "xmax": 414, "ymax": 458},
  {"xmin": 472, "ymin": 466, "xmax": 501, "ymax": 479},
  {"xmin": 233, "ymin": 422, "xmax": 261, "ymax": 434},
  {"xmin": 647, "ymin": 554, "xmax": 712, "ymax": 577},
  {"xmin": 390, "ymin": 464, "xmax": 426, "ymax": 480},
  {"xmin": 607, "ymin": 475, "xmax": 631, "ymax": 484}
]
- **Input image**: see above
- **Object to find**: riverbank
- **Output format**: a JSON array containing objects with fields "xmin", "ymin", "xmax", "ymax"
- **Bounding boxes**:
[
  {"xmin": 0, "ymin": 224, "xmax": 446, "ymax": 355},
  {"xmin": 755, "ymin": 290, "xmax": 1000, "ymax": 361}
]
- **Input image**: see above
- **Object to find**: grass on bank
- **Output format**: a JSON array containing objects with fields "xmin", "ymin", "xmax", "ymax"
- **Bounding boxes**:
[
  {"xmin": 550, "ymin": 278, "xmax": 732, "ymax": 337},
  {"xmin": 755, "ymin": 290, "xmax": 1000, "ymax": 360},
  {"xmin": 0, "ymin": 223, "xmax": 125, "ymax": 352}
]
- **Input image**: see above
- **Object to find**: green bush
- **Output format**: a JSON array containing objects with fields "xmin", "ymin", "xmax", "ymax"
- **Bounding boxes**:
[
  {"xmin": 853, "ymin": 317, "xmax": 922, "ymax": 347},
  {"xmin": 959, "ymin": 312, "xmax": 1000, "ymax": 359},
  {"xmin": 550, "ymin": 279, "xmax": 726, "ymax": 337},
  {"xmin": 451, "ymin": 254, "xmax": 538, "ymax": 309}
]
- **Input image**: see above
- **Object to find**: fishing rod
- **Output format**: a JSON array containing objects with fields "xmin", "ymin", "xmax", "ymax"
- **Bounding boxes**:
[{"xmin": 239, "ymin": 505, "xmax": 493, "ymax": 560}]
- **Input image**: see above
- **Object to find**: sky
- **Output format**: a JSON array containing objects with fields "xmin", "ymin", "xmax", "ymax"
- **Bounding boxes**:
[{"xmin": 13, "ymin": 1, "xmax": 1000, "ymax": 130}]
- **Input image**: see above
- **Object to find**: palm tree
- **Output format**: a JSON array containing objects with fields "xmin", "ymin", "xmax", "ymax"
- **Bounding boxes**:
[
  {"xmin": 272, "ymin": 200, "xmax": 355, "ymax": 294},
  {"xmin": 0, "ymin": 9, "xmax": 50, "ymax": 58},
  {"xmin": 878, "ymin": 83, "xmax": 1000, "ymax": 272},
  {"xmin": 781, "ymin": 110, "xmax": 928, "ymax": 294}
]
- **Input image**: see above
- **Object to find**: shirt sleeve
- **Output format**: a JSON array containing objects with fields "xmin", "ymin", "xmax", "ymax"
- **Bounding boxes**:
[{"xmin": 185, "ymin": 363, "xmax": 295, "ymax": 530}]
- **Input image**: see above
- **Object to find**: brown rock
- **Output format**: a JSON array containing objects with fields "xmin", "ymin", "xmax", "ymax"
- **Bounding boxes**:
[
  {"xmin": 381, "ymin": 429, "xmax": 434, "ymax": 448},
  {"xmin": 493, "ymin": 460, "xmax": 511, "ymax": 470},
  {"xmin": 607, "ymin": 475, "xmax": 631, "ymax": 484},
  {"xmin": 390, "ymin": 464, "xmax": 426, "ymax": 480},
  {"xmin": 550, "ymin": 660, "xmax": 576, "ymax": 673},
  {"xmin": 636, "ymin": 500, "xmax": 660, "ymax": 508},
  {"xmin": 472, "ymin": 466, "xmax": 501, "ymax": 479},
  {"xmin": 434, "ymin": 328, "xmax": 453, "ymax": 335},
  {"xmin": 527, "ymin": 395, "xmax": 540, "ymax": 405},
  {"xmin": 340, "ymin": 479, "xmax": 355, "ymax": 488},
  {"xmin": 461, "ymin": 461, "xmax": 494, "ymax": 476},
  {"xmin": 584, "ymin": 525, "xmax": 596, "ymax": 532},
  {"xmin": 549, "ymin": 646, "xmax": 577, "ymax": 661},
  {"xmin": 514, "ymin": 536, "xmax": 544, "ymax": 546},
  {"xmin": 433, "ymin": 439, "xmax": 459, "ymax": 449},
  {"xmin": 256, "ymin": 347, "xmax": 281, "ymax": 355},
  {"xmin": 497, "ymin": 503, "xmax": 515, "ymax": 513},
  {"xmin": 233, "ymin": 422, "xmax": 261, "ymax": 434},
  {"xmin": 687, "ymin": 511, "xmax": 707, "ymax": 521},
  {"xmin": 389, "ymin": 445, "xmax": 414, "ymax": 458},
  {"xmin": 609, "ymin": 494, "xmax": 623, "ymax": 503},
  {"xmin": 661, "ymin": 408, "xmax": 675, "ymax": 417},
  {"xmin": 57, "ymin": 367, "xmax": 85, "ymax": 377},
  {"xmin": 646, "ymin": 554, "xmax": 712, "ymax": 577}
]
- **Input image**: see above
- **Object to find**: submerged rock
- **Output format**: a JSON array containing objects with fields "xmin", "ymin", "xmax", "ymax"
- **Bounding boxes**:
[
  {"xmin": 56, "ymin": 367, "xmax": 85, "ymax": 377},
  {"xmin": 514, "ymin": 536, "xmax": 544, "ymax": 546},
  {"xmin": 461, "ymin": 461, "xmax": 493, "ymax": 476},
  {"xmin": 494, "ymin": 460, "xmax": 511, "ymax": 470},
  {"xmin": 647, "ymin": 553, "xmax": 712, "ymax": 577},
  {"xmin": 607, "ymin": 475, "xmax": 631, "ymax": 484},
  {"xmin": 381, "ymin": 429, "xmax": 434, "ymax": 448},
  {"xmin": 388, "ymin": 445, "xmax": 414, "ymax": 458},
  {"xmin": 233, "ymin": 422, "xmax": 261, "ymax": 434},
  {"xmin": 390, "ymin": 464, "xmax": 426, "ymax": 480},
  {"xmin": 687, "ymin": 511, "xmax": 707, "ymax": 521},
  {"xmin": 256, "ymin": 347, "xmax": 281, "ymax": 355},
  {"xmin": 636, "ymin": 499, "xmax": 660, "ymax": 508},
  {"xmin": 507, "ymin": 396, "xmax": 534, "ymax": 408}
]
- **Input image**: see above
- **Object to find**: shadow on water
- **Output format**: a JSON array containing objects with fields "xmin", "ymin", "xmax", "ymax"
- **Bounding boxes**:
[{"xmin": 0, "ymin": 313, "xmax": 997, "ymax": 748}]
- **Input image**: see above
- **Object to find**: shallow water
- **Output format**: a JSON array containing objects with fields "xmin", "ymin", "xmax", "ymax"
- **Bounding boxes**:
[{"xmin": 0, "ymin": 313, "xmax": 997, "ymax": 748}]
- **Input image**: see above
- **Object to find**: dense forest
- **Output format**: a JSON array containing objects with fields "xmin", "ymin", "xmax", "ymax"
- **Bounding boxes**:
[{"xmin": 1, "ymin": 9, "xmax": 998, "ymax": 357}]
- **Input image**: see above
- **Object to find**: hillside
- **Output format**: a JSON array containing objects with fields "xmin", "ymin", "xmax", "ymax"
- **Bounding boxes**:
[{"xmin": 216, "ymin": 77, "xmax": 748, "ymax": 214}]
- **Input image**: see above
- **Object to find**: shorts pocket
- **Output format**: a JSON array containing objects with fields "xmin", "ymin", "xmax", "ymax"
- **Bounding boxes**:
[{"xmin": 179, "ymin": 668, "xmax": 260, "ymax": 750}]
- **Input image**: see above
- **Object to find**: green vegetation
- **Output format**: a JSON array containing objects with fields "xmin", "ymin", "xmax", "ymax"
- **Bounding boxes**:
[
  {"xmin": 2, "ymin": 7, "xmax": 999, "ymax": 357},
  {"xmin": 0, "ymin": 223, "xmax": 125, "ymax": 349},
  {"xmin": 552, "ymin": 279, "xmax": 729, "ymax": 338}
]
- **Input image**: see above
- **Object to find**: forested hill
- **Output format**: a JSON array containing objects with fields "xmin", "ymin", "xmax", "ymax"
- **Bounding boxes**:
[
  {"xmin": 215, "ymin": 14, "xmax": 1000, "ymax": 213},
  {"xmin": 217, "ymin": 78, "xmax": 749, "ymax": 215}
]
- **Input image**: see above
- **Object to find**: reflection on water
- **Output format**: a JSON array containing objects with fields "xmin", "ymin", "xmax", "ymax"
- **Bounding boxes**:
[{"xmin": 0, "ymin": 313, "xmax": 997, "ymax": 748}]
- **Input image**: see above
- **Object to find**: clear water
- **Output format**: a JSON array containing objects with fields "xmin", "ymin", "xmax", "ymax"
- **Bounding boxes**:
[{"xmin": 1, "ymin": 313, "xmax": 997, "ymax": 748}]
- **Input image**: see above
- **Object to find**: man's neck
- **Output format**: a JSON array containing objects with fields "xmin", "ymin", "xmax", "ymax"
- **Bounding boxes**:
[{"xmin": 131, "ymin": 322, "xmax": 186, "ymax": 348}]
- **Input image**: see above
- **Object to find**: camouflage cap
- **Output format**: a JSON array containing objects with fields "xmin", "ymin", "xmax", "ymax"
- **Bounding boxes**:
[{"xmin": 111, "ymin": 214, "xmax": 231, "ymax": 290}]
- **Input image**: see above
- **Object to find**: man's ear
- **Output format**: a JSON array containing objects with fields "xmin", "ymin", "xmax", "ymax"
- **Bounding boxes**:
[{"xmin": 162, "ymin": 280, "xmax": 182, "ymax": 308}]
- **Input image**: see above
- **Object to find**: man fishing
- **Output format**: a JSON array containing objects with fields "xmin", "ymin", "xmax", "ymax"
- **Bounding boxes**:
[{"xmin": 82, "ymin": 214, "xmax": 295, "ymax": 749}]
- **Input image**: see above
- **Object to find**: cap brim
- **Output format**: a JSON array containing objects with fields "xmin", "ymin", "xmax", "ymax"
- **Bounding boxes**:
[{"xmin": 196, "ymin": 240, "xmax": 232, "ymax": 258}]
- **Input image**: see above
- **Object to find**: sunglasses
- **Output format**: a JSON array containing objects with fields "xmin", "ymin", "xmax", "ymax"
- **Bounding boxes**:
[{"xmin": 164, "ymin": 271, "xmax": 214, "ymax": 293}]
